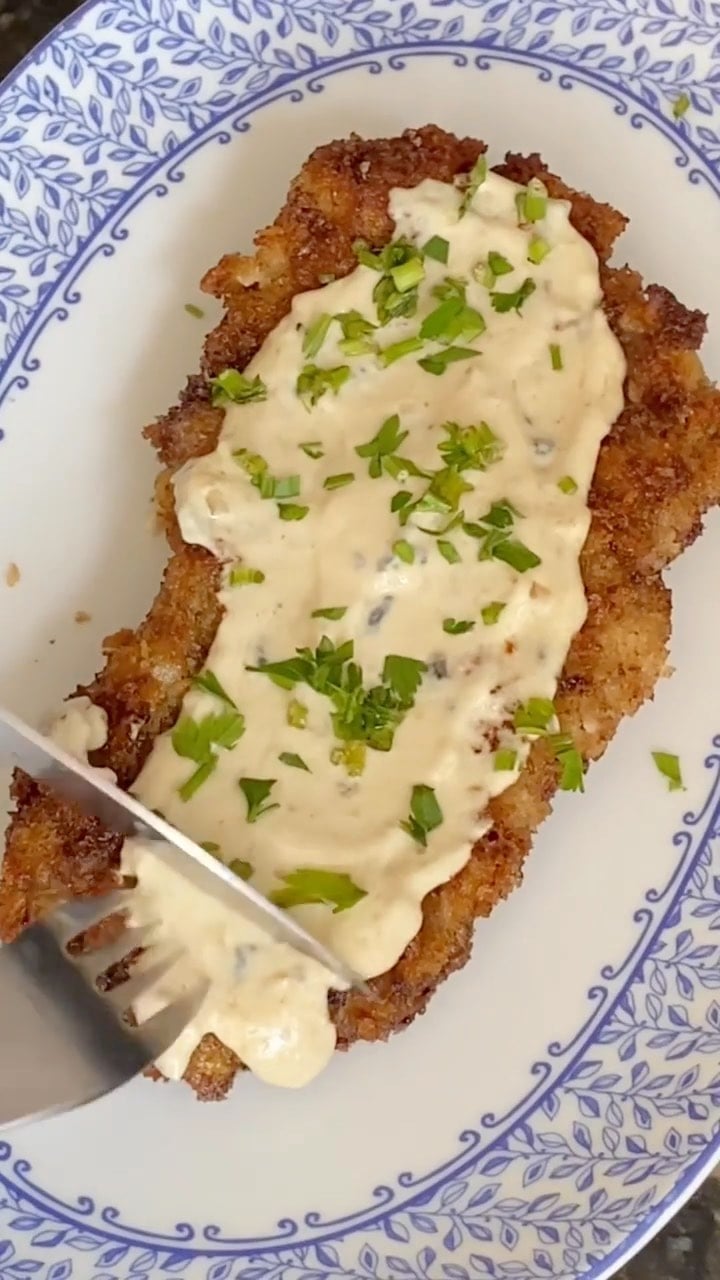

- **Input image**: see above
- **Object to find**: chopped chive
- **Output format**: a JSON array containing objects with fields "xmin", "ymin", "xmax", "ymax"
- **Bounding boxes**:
[
  {"xmin": 390, "ymin": 257, "xmax": 425, "ymax": 293},
  {"xmin": 652, "ymin": 751, "xmax": 685, "ymax": 791},
  {"xmin": 549, "ymin": 343, "xmax": 563, "ymax": 371},
  {"xmin": 279, "ymin": 751, "xmax": 310, "ymax": 772},
  {"xmin": 192, "ymin": 670, "xmax": 236, "ymax": 708},
  {"xmin": 272, "ymin": 475, "xmax": 301, "ymax": 500},
  {"xmin": 377, "ymin": 337, "xmax": 425, "ymax": 367},
  {"xmin": 300, "ymin": 441, "xmax": 324, "ymax": 459},
  {"xmin": 210, "ymin": 369, "xmax": 267, "ymax": 407},
  {"xmin": 553, "ymin": 742, "xmax": 585, "ymax": 792},
  {"xmin": 277, "ymin": 502, "xmax": 309, "ymax": 521},
  {"xmin": 515, "ymin": 179, "xmax": 547, "ymax": 224},
  {"xmin": 443, "ymin": 617, "xmax": 475, "ymax": 635},
  {"xmin": 330, "ymin": 740, "xmax": 367, "ymax": 776},
  {"xmin": 527, "ymin": 236, "xmax": 551, "ymax": 266},
  {"xmin": 356, "ymin": 414, "xmax": 408, "ymax": 477},
  {"xmin": 184, "ymin": 303, "xmax": 205, "ymax": 319},
  {"xmin": 339, "ymin": 337, "xmax": 375, "ymax": 357},
  {"xmin": 323, "ymin": 472, "xmax": 355, "ymax": 490},
  {"xmin": 494, "ymin": 748, "xmax": 518, "ymax": 772},
  {"xmin": 493, "ymin": 540, "xmax": 540, "ymax": 573},
  {"xmin": 391, "ymin": 489, "xmax": 413, "ymax": 513},
  {"xmin": 514, "ymin": 697, "xmax": 556, "ymax": 735},
  {"xmin": 481, "ymin": 601, "xmax": 506, "ymax": 625},
  {"xmin": 558, "ymin": 475, "xmax": 578, "ymax": 495},
  {"xmin": 179, "ymin": 759, "xmax": 217, "ymax": 801},
  {"xmin": 229, "ymin": 564, "xmax": 265, "ymax": 587},
  {"xmin": 423, "ymin": 235, "xmax": 450, "ymax": 264},
  {"xmin": 296, "ymin": 363, "xmax": 350, "ymax": 408},
  {"xmin": 270, "ymin": 868, "xmax": 367, "ymax": 913},
  {"xmin": 673, "ymin": 93, "xmax": 690, "ymax": 120},
  {"xmin": 459, "ymin": 154, "xmax": 488, "ymax": 218},
  {"xmin": 302, "ymin": 313, "xmax": 332, "ymax": 358},
  {"xmin": 393, "ymin": 539, "xmax": 415, "ymax": 564},
  {"xmin": 312, "ymin": 606, "xmax": 347, "ymax": 620},
  {"xmin": 438, "ymin": 539, "xmax": 461, "ymax": 564},
  {"xmin": 287, "ymin": 699, "xmax": 308, "ymax": 729},
  {"xmin": 337, "ymin": 310, "xmax": 376, "ymax": 341},
  {"xmin": 419, "ymin": 347, "xmax": 480, "ymax": 376}
]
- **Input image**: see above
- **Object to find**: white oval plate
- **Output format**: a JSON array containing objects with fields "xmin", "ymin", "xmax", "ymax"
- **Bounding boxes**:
[{"xmin": 1, "ymin": 3, "xmax": 719, "ymax": 1278}]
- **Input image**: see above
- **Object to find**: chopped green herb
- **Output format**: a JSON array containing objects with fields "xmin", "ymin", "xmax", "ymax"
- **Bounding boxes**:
[
  {"xmin": 377, "ymin": 336, "xmax": 425, "ymax": 367},
  {"xmin": 558, "ymin": 475, "xmax": 578, "ymax": 495},
  {"xmin": 515, "ymin": 178, "xmax": 547, "ymax": 224},
  {"xmin": 192, "ymin": 670, "xmax": 236, "ymax": 708},
  {"xmin": 271, "ymin": 868, "xmax": 367, "ymax": 913},
  {"xmin": 490, "ymin": 278, "xmax": 537, "ymax": 315},
  {"xmin": 279, "ymin": 751, "xmax": 310, "ymax": 772},
  {"xmin": 673, "ymin": 93, "xmax": 690, "ymax": 120},
  {"xmin": 323, "ymin": 472, "xmax": 355, "ymax": 490},
  {"xmin": 443, "ymin": 617, "xmax": 475, "ymax": 635},
  {"xmin": 459, "ymin": 154, "xmax": 488, "ymax": 218},
  {"xmin": 494, "ymin": 748, "xmax": 518, "ymax": 772},
  {"xmin": 339, "ymin": 337, "xmax": 376, "ymax": 357},
  {"xmin": 438, "ymin": 420, "xmax": 503, "ymax": 472},
  {"xmin": 462, "ymin": 501, "xmax": 539, "ymax": 571},
  {"xmin": 184, "ymin": 302, "xmax": 205, "ymax": 319},
  {"xmin": 393, "ymin": 539, "xmax": 415, "ymax": 564},
  {"xmin": 356, "ymin": 414, "xmax": 408, "ymax": 478},
  {"xmin": 438, "ymin": 539, "xmax": 461, "ymax": 564},
  {"xmin": 179, "ymin": 760, "xmax": 216, "ymax": 802},
  {"xmin": 390, "ymin": 256, "xmax": 425, "ymax": 293},
  {"xmin": 481, "ymin": 601, "xmax": 506, "ymax": 625},
  {"xmin": 493, "ymin": 539, "xmax": 541, "ymax": 573},
  {"xmin": 229, "ymin": 564, "xmax": 265, "ymax": 587},
  {"xmin": 391, "ymin": 489, "xmax": 414, "ymax": 513},
  {"xmin": 210, "ymin": 369, "xmax": 267, "ymax": 407},
  {"xmin": 513, "ymin": 697, "xmax": 556, "ymax": 736},
  {"xmin": 337, "ymin": 310, "xmax": 376, "ymax": 341},
  {"xmin": 652, "ymin": 751, "xmax": 685, "ymax": 791},
  {"xmin": 330, "ymin": 740, "xmax": 367, "ymax": 776},
  {"xmin": 172, "ymin": 710, "xmax": 245, "ymax": 800},
  {"xmin": 423, "ymin": 235, "xmax": 450, "ymax": 264},
  {"xmin": 373, "ymin": 274, "xmax": 420, "ymax": 327},
  {"xmin": 273, "ymin": 475, "xmax": 301, "ymax": 499},
  {"xmin": 287, "ymin": 699, "xmax": 308, "ymax": 729},
  {"xmin": 229, "ymin": 859, "xmax": 253, "ymax": 881},
  {"xmin": 480, "ymin": 250, "xmax": 514, "ymax": 289},
  {"xmin": 312, "ymin": 606, "xmax": 347, "ymax": 620},
  {"xmin": 550, "ymin": 343, "xmax": 563, "ymax": 371},
  {"xmin": 419, "ymin": 347, "xmax": 481, "ymax": 376},
  {"xmin": 300, "ymin": 441, "xmax": 324, "ymax": 460},
  {"xmin": 552, "ymin": 739, "xmax": 585, "ymax": 792},
  {"xmin": 277, "ymin": 502, "xmax": 309, "ymax": 521},
  {"xmin": 382, "ymin": 653, "xmax": 427, "ymax": 704},
  {"xmin": 296, "ymin": 363, "xmax": 350, "ymax": 408},
  {"xmin": 200, "ymin": 841, "xmax": 220, "ymax": 854},
  {"xmin": 401, "ymin": 784, "xmax": 444, "ymax": 847},
  {"xmin": 420, "ymin": 283, "xmax": 485, "ymax": 346},
  {"xmin": 238, "ymin": 777, "xmax": 279, "ymax": 824},
  {"xmin": 302, "ymin": 313, "xmax": 333, "ymax": 358},
  {"xmin": 527, "ymin": 236, "xmax": 551, "ymax": 266},
  {"xmin": 432, "ymin": 276, "xmax": 467, "ymax": 302}
]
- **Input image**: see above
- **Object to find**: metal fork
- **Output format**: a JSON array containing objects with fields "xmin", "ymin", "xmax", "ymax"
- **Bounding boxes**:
[{"xmin": 0, "ymin": 890, "xmax": 207, "ymax": 1131}]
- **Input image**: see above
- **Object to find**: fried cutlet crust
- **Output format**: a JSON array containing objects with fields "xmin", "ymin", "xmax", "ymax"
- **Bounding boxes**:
[{"xmin": 2, "ymin": 127, "xmax": 719, "ymax": 1102}]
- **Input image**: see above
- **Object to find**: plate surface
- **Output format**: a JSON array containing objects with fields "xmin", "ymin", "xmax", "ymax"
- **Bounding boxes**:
[{"xmin": 1, "ymin": 2, "xmax": 720, "ymax": 1278}]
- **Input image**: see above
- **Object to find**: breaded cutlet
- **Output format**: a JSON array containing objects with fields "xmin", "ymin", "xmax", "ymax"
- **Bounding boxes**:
[{"xmin": 2, "ymin": 125, "xmax": 719, "ymax": 1101}]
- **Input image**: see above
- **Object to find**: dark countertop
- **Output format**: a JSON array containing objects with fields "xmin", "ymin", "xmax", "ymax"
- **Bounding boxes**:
[{"xmin": 0, "ymin": 2, "xmax": 718, "ymax": 1277}]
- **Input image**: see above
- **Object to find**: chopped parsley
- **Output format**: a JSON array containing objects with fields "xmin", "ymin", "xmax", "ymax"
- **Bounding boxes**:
[
  {"xmin": 419, "ymin": 346, "xmax": 481, "ymax": 376},
  {"xmin": 210, "ymin": 369, "xmax": 267, "ymax": 407},
  {"xmin": 270, "ymin": 869, "xmax": 367, "ymax": 914},
  {"xmin": 377, "ymin": 336, "xmax": 426, "ymax": 367},
  {"xmin": 279, "ymin": 751, "xmax": 310, "ymax": 772},
  {"xmin": 463, "ymin": 500, "xmax": 540, "ymax": 572},
  {"xmin": 330, "ymin": 740, "xmax": 367, "ymax": 777},
  {"xmin": 277, "ymin": 502, "xmax": 309, "ymax": 521},
  {"xmin": 355, "ymin": 414, "xmax": 408, "ymax": 479},
  {"xmin": 438, "ymin": 420, "xmax": 503, "ymax": 472},
  {"xmin": 354, "ymin": 238, "xmax": 425, "ymax": 326},
  {"xmin": 287, "ymin": 698, "xmax": 308, "ymax": 729},
  {"xmin": 443, "ymin": 617, "xmax": 475, "ymax": 635},
  {"xmin": 438, "ymin": 539, "xmax": 461, "ymax": 564},
  {"xmin": 481, "ymin": 601, "xmax": 506, "ymax": 625},
  {"xmin": 527, "ymin": 236, "xmax": 551, "ymax": 266},
  {"xmin": 480, "ymin": 251, "xmax": 514, "ymax": 289},
  {"xmin": 192, "ymin": 670, "xmax": 236, "ymax": 708},
  {"xmin": 311, "ymin": 606, "xmax": 347, "ymax": 620},
  {"xmin": 302, "ymin": 313, "xmax": 332, "ymax": 359},
  {"xmin": 490, "ymin": 278, "xmax": 537, "ymax": 315},
  {"xmin": 513, "ymin": 697, "xmax": 556, "ymax": 736},
  {"xmin": 323, "ymin": 472, "xmax": 355, "ymax": 490},
  {"xmin": 184, "ymin": 303, "xmax": 205, "ymax": 319},
  {"xmin": 494, "ymin": 748, "xmax": 518, "ymax": 771},
  {"xmin": 229, "ymin": 564, "xmax": 265, "ymax": 587},
  {"xmin": 423, "ymin": 235, "xmax": 450, "ymax": 264},
  {"xmin": 652, "ymin": 751, "xmax": 685, "ymax": 791},
  {"xmin": 172, "ymin": 710, "xmax": 245, "ymax": 801},
  {"xmin": 233, "ymin": 448, "xmax": 300, "ymax": 503},
  {"xmin": 393, "ymin": 539, "xmax": 415, "ymax": 564},
  {"xmin": 300, "ymin": 441, "xmax": 324, "ymax": 460},
  {"xmin": 337, "ymin": 310, "xmax": 377, "ymax": 356},
  {"xmin": 230, "ymin": 859, "xmax": 253, "ymax": 881},
  {"xmin": 458, "ymin": 154, "xmax": 488, "ymax": 218},
  {"xmin": 515, "ymin": 179, "xmax": 547, "ymax": 224},
  {"xmin": 400, "ymin": 784, "xmax": 444, "ymax": 847},
  {"xmin": 238, "ymin": 777, "xmax": 279, "ymax": 823},
  {"xmin": 420, "ymin": 280, "xmax": 485, "ymax": 346},
  {"xmin": 513, "ymin": 699, "xmax": 585, "ymax": 791},
  {"xmin": 557, "ymin": 475, "xmax": 578, "ymax": 495},
  {"xmin": 296, "ymin": 363, "xmax": 350, "ymax": 408}
]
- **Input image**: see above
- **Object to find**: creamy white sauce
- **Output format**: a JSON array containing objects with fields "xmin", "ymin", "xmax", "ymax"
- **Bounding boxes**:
[
  {"xmin": 50, "ymin": 698, "xmax": 116, "ymax": 783},
  {"xmin": 123, "ymin": 172, "xmax": 625, "ymax": 1088}
]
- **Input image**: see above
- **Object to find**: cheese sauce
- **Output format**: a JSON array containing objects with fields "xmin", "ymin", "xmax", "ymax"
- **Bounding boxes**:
[{"xmin": 122, "ymin": 171, "xmax": 625, "ymax": 1088}]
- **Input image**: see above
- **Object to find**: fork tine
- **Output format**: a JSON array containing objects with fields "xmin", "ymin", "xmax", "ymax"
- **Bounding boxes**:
[
  {"xmin": 103, "ymin": 948, "xmax": 184, "ymax": 1012},
  {"xmin": 132, "ymin": 983, "xmax": 209, "ymax": 1060},
  {"xmin": 76, "ymin": 925, "xmax": 157, "ymax": 981},
  {"xmin": 48, "ymin": 890, "xmax": 130, "ymax": 944}
]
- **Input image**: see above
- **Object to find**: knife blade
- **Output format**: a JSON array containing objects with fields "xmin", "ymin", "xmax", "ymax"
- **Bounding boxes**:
[{"xmin": 0, "ymin": 705, "xmax": 368, "ymax": 993}]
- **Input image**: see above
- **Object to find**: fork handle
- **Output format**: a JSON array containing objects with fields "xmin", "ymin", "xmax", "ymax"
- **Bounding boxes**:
[{"xmin": 0, "ymin": 924, "xmax": 145, "ymax": 1130}]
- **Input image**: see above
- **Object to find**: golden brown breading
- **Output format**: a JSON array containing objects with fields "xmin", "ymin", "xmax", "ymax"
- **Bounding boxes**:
[{"xmin": 2, "ymin": 126, "xmax": 720, "ymax": 1102}]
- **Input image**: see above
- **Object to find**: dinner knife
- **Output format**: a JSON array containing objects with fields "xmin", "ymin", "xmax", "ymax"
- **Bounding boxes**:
[{"xmin": 0, "ymin": 705, "xmax": 368, "ymax": 992}]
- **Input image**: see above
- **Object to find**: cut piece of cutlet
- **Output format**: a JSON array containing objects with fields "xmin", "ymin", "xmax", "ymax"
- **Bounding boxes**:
[{"xmin": 2, "ymin": 125, "xmax": 719, "ymax": 1101}]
